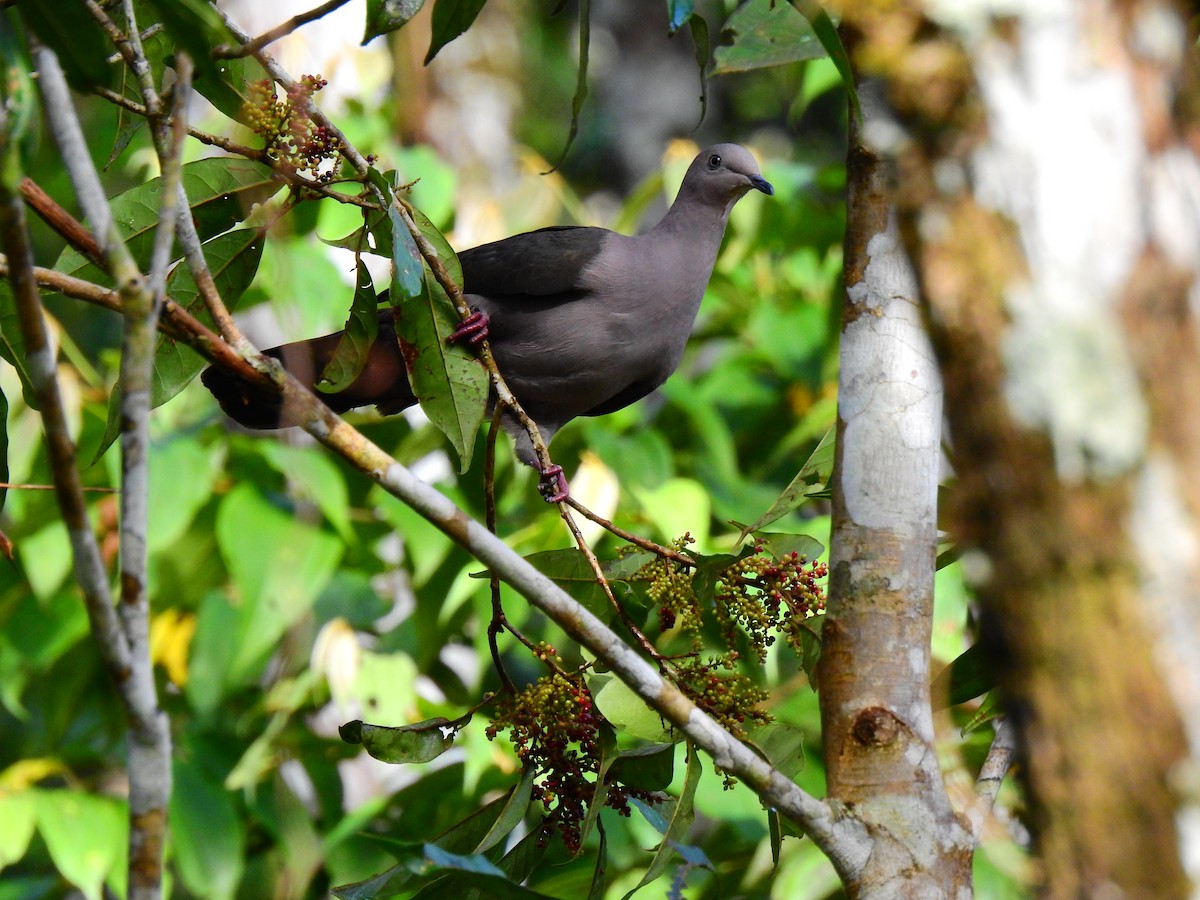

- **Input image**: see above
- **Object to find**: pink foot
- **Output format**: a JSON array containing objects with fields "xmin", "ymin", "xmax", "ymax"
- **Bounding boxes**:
[
  {"xmin": 538, "ymin": 464, "xmax": 569, "ymax": 503},
  {"xmin": 448, "ymin": 310, "xmax": 489, "ymax": 347}
]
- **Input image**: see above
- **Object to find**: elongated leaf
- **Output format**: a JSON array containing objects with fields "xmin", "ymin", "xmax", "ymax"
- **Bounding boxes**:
[
  {"xmin": 711, "ymin": 0, "xmax": 823, "ymax": 76},
  {"xmin": 340, "ymin": 717, "xmax": 459, "ymax": 764},
  {"xmin": 586, "ymin": 822, "xmax": 607, "ymax": 900},
  {"xmin": 53, "ymin": 159, "xmax": 280, "ymax": 287},
  {"xmin": 790, "ymin": 0, "xmax": 861, "ymax": 122},
  {"xmin": 426, "ymin": 0, "xmax": 488, "ymax": 64},
  {"xmin": 590, "ymin": 670, "xmax": 677, "ymax": 744},
  {"xmin": 473, "ymin": 767, "xmax": 536, "ymax": 854},
  {"xmin": 931, "ymin": 643, "xmax": 996, "ymax": 709},
  {"xmin": 393, "ymin": 275, "xmax": 487, "ymax": 473},
  {"xmin": 17, "ymin": 1, "xmax": 112, "ymax": 91},
  {"xmin": 621, "ymin": 746, "xmax": 701, "ymax": 899},
  {"xmin": 738, "ymin": 426, "xmax": 835, "ymax": 538},
  {"xmin": 364, "ymin": 0, "xmax": 427, "ymax": 42},
  {"xmin": 319, "ymin": 262, "xmax": 380, "ymax": 392},
  {"xmin": 546, "ymin": 0, "xmax": 589, "ymax": 171},
  {"xmin": 747, "ymin": 723, "xmax": 806, "ymax": 780}
]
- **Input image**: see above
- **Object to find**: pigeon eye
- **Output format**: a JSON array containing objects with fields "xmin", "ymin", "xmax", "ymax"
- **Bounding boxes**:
[{"xmin": 707, "ymin": 154, "xmax": 722, "ymax": 169}]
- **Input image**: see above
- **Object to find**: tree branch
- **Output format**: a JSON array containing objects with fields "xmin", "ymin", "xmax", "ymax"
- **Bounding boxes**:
[
  {"xmin": 34, "ymin": 40, "xmax": 173, "ymax": 900},
  {"xmin": 966, "ymin": 715, "xmax": 1017, "ymax": 844}
]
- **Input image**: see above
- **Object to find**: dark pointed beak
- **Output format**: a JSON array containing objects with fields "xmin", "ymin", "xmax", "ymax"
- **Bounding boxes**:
[{"xmin": 749, "ymin": 174, "xmax": 774, "ymax": 196}]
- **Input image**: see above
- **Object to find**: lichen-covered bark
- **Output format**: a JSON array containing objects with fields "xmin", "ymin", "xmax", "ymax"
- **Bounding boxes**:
[
  {"xmin": 819, "ymin": 112, "xmax": 972, "ymax": 894},
  {"xmin": 835, "ymin": 0, "xmax": 1197, "ymax": 894}
]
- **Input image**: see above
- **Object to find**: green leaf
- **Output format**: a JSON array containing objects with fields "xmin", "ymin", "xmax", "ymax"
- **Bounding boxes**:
[
  {"xmin": 54, "ymin": 159, "xmax": 279, "ymax": 288},
  {"xmin": 340, "ymin": 717, "xmax": 459, "ymax": 764},
  {"xmin": 33, "ymin": 790, "xmax": 126, "ymax": 900},
  {"xmin": 0, "ymin": 20, "xmax": 38, "ymax": 190},
  {"xmin": 789, "ymin": 0, "xmax": 862, "ymax": 123},
  {"xmin": 388, "ymin": 197, "xmax": 425, "ymax": 301},
  {"xmin": 739, "ymin": 426, "xmax": 835, "ymax": 538},
  {"xmin": 142, "ymin": 0, "xmax": 270, "ymax": 121},
  {"xmin": 754, "ymin": 532, "xmax": 825, "ymax": 562},
  {"xmin": 474, "ymin": 767, "xmax": 536, "ymax": 854},
  {"xmin": 711, "ymin": 0, "xmax": 824, "ymax": 76},
  {"xmin": 364, "ymin": 0, "xmax": 427, "ymax": 43},
  {"xmin": 667, "ymin": 0, "xmax": 693, "ymax": 33},
  {"xmin": 170, "ymin": 758, "xmax": 245, "ymax": 900},
  {"xmin": 961, "ymin": 691, "xmax": 1003, "ymax": 735},
  {"xmin": 408, "ymin": 202, "xmax": 462, "ymax": 287},
  {"xmin": 426, "ymin": 0, "xmax": 488, "ymax": 64},
  {"xmin": 92, "ymin": 227, "xmax": 265, "ymax": 462},
  {"xmin": 17, "ymin": 1, "xmax": 112, "ymax": 92},
  {"xmin": 259, "ymin": 443, "xmax": 354, "ymax": 541},
  {"xmin": 798, "ymin": 615, "xmax": 823, "ymax": 689},
  {"xmin": 747, "ymin": 723, "xmax": 806, "ymax": 780},
  {"xmin": 318, "ymin": 261, "xmax": 380, "ymax": 393},
  {"xmin": 421, "ymin": 846, "xmax": 557, "ymax": 899},
  {"xmin": 589, "ymin": 670, "xmax": 677, "ymax": 744},
  {"xmin": 147, "ymin": 437, "xmax": 219, "ymax": 553},
  {"xmin": 0, "ymin": 791, "xmax": 36, "ymax": 869},
  {"xmin": 931, "ymin": 643, "xmax": 997, "ymax": 709},
  {"xmin": 393, "ymin": 277, "xmax": 488, "ymax": 474},
  {"xmin": 620, "ymin": 746, "xmax": 701, "ymax": 899},
  {"xmin": 154, "ymin": 226, "xmax": 265, "ymax": 398},
  {"xmin": 211, "ymin": 484, "xmax": 343, "ymax": 687},
  {"xmin": 545, "ymin": 0, "xmax": 589, "ymax": 171},
  {"xmin": 607, "ymin": 742, "xmax": 676, "ymax": 792}
]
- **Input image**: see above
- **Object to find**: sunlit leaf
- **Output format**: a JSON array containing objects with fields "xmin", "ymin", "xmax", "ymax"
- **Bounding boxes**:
[{"xmin": 473, "ymin": 766, "xmax": 536, "ymax": 854}]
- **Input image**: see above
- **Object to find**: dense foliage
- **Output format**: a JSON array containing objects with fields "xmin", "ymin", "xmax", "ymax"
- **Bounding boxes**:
[{"xmin": 0, "ymin": 1, "xmax": 1018, "ymax": 897}]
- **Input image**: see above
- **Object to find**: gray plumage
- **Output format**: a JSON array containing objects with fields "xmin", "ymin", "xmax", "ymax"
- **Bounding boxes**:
[{"xmin": 203, "ymin": 143, "xmax": 773, "ymax": 471}]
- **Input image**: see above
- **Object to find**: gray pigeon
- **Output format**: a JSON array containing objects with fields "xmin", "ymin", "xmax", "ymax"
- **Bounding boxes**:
[{"xmin": 202, "ymin": 143, "xmax": 773, "ymax": 499}]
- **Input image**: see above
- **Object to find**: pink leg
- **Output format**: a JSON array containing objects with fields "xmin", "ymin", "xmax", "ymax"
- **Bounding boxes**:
[
  {"xmin": 448, "ymin": 310, "xmax": 490, "ymax": 347},
  {"xmin": 538, "ymin": 464, "xmax": 569, "ymax": 503}
]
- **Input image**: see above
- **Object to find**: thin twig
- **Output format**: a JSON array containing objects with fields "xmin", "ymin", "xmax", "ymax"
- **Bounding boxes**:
[
  {"xmin": 215, "ymin": 0, "xmax": 354, "ymax": 58},
  {"xmin": 565, "ymin": 496, "xmax": 697, "ymax": 565},
  {"xmin": 484, "ymin": 410, "xmax": 514, "ymax": 692},
  {"xmin": 0, "ymin": 482, "xmax": 118, "ymax": 493},
  {"xmin": 93, "ymin": 85, "xmax": 265, "ymax": 160},
  {"xmin": 966, "ymin": 715, "xmax": 1017, "ymax": 842}
]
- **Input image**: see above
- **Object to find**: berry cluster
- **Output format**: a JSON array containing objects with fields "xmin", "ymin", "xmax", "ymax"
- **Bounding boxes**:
[
  {"xmin": 485, "ymin": 672, "xmax": 656, "ymax": 853},
  {"xmin": 714, "ymin": 549, "xmax": 828, "ymax": 663},
  {"xmin": 639, "ymin": 540, "xmax": 828, "ymax": 740},
  {"xmin": 242, "ymin": 76, "xmax": 342, "ymax": 182}
]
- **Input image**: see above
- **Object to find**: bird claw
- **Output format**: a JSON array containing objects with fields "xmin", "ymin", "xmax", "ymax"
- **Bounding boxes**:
[
  {"xmin": 448, "ymin": 310, "xmax": 489, "ymax": 347},
  {"xmin": 538, "ymin": 464, "xmax": 569, "ymax": 503}
]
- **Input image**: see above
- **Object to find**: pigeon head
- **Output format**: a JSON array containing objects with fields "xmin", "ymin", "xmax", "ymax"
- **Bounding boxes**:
[{"xmin": 681, "ymin": 143, "xmax": 774, "ymax": 211}]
